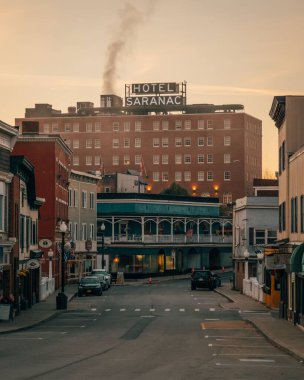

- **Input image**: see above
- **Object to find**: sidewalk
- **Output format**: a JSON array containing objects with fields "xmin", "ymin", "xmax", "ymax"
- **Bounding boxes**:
[
  {"xmin": 215, "ymin": 284, "xmax": 304, "ymax": 362},
  {"xmin": 1, "ymin": 277, "xmax": 304, "ymax": 363},
  {"xmin": 0, "ymin": 284, "xmax": 78, "ymax": 334}
]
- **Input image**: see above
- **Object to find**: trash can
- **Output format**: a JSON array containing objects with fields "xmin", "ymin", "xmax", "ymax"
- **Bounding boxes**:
[{"xmin": 56, "ymin": 292, "xmax": 68, "ymax": 310}]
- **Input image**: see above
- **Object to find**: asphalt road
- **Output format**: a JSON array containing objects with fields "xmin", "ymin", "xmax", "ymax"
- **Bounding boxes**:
[{"xmin": 0, "ymin": 279, "xmax": 303, "ymax": 379}]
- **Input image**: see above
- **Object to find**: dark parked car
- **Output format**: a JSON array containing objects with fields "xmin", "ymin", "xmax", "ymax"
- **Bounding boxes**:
[
  {"xmin": 211, "ymin": 272, "xmax": 222, "ymax": 287},
  {"xmin": 191, "ymin": 270, "xmax": 217, "ymax": 290},
  {"xmin": 78, "ymin": 276, "xmax": 102, "ymax": 297}
]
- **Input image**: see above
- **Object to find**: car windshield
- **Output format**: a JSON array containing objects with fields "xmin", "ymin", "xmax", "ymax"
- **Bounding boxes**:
[
  {"xmin": 80, "ymin": 277, "xmax": 98, "ymax": 284},
  {"xmin": 194, "ymin": 272, "xmax": 209, "ymax": 279}
]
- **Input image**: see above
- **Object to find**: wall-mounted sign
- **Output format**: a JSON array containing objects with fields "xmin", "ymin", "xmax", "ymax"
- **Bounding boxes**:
[
  {"xmin": 39, "ymin": 239, "xmax": 52, "ymax": 249},
  {"xmin": 26, "ymin": 259, "xmax": 40, "ymax": 270}
]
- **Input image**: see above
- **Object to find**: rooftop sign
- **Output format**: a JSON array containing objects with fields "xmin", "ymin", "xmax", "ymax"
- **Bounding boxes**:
[{"xmin": 125, "ymin": 82, "xmax": 186, "ymax": 108}]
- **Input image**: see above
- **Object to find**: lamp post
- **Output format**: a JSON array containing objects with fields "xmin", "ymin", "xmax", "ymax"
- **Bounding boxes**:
[
  {"xmin": 244, "ymin": 248, "xmax": 250, "ymax": 280},
  {"xmin": 256, "ymin": 250, "xmax": 264, "ymax": 284},
  {"xmin": 56, "ymin": 221, "xmax": 68, "ymax": 310},
  {"xmin": 100, "ymin": 222, "xmax": 105, "ymax": 269},
  {"xmin": 47, "ymin": 248, "xmax": 54, "ymax": 280}
]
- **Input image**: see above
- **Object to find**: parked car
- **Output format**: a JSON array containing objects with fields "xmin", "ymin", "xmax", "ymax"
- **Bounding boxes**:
[
  {"xmin": 191, "ymin": 270, "xmax": 217, "ymax": 291},
  {"xmin": 93, "ymin": 272, "xmax": 109, "ymax": 290},
  {"xmin": 78, "ymin": 276, "xmax": 102, "ymax": 297},
  {"xmin": 92, "ymin": 269, "xmax": 112, "ymax": 288},
  {"xmin": 211, "ymin": 272, "xmax": 222, "ymax": 287}
]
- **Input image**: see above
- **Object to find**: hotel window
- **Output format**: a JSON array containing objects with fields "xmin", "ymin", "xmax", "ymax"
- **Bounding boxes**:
[
  {"xmin": 207, "ymin": 136, "xmax": 213, "ymax": 146},
  {"xmin": 198, "ymin": 154, "xmax": 204, "ymax": 164},
  {"xmin": 184, "ymin": 120, "xmax": 191, "ymax": 130},
  {"xmin": 135, "ymin": 138, "xmax": 141, "ymax": 148},
  {"xmin": 184, "ymin": 171, "xmax": 191, "ymax": 181},
  {"xmin": 175, "ymin": 172, "xmax": 182, "ymax": 182},
  {"xmin": 135, "ymin": 121, "xmax": 142, "ymax": 131},
  {"xmin": 81, "ymin": 224, "xmax": 87, "ymax": 241},
  {"xmin": 223, "ymin": 192, "xmax": 232, "ymax": 204},
  {"xmin": 207, "ymin": 120, "xmax": 213, "ymax": 129},
  {"xmin": 73, "ymin": 189, "xmax": 78, "ymax": 207},
  {"xmin": 73, "ymin": 123, "xmax": 79, "ymax": 132},
  {"xmin": 52, "ymin": 123, "xmax": 59, "ymax": 132},
  {"xmin": 198, "ymin": 137, "xmax": 204, "ymax": 146},
  {"xmin": 198, "ymin": 171, "xmax": 205, "ymax": 181},
  {"xmin": 65, "ymin": 123, "xmax": 72, "ymax": 132},
  {"xmin": 184, "ymin": 154, "xmax": 191, "ymax": 164},
  {"xmin": 153, "ymin": 138, "xmax": 160, "ymax": 147},
  {"xmin": 207, "ymin": 154, "xmax": 213, "ymax": 164},
  {"xmin": 124, "ymin": 155, "xmax": 130, "ymax": 165},
  {"xmin": 95, "ymin": 122, "xmax": 101, "ymax": 132},
  {"xmin": 301, "ymin": 195, "xmax": 304, "ymax": 233},
  {"xmin": 43, "ymin": 123, "xmax": 50, "ymax": 133},
  {"xmin": 153, "ymin": 155, "xmax": 160, "ymax": 164},
  {"xmin": 162, "ymin": 155, "xmax": 169, "ymax": 164},
  {"xmin": 124, "ymin": 121, "xmax": 130, "ymax": 132},
  {"xmin": 153, "ymin": 172, "xmax": 160, "ymax": 182},
  {"xmin": 162, "ymin": 121, "xmax": 169, "ymax": 130},
  {"xmin": 224, "ymin": 119, "xmax": 231, "ymax": 129},
  {"xmin": 184, "ymin": 137, "xmax": 191, "ymax": 147},
  {"xmin": 162, "ymin": 137, "xmax": 169, "ymax": 147},
  {"xmin": 175, "ymin": 154, "xmax": 182, "ymax": 164},
  {"xmin": 224, "ymin": 171, "xmax": 231, "ymax": 180},
  {"xmin": 112, "ymin": 122, "xmax": 119, "ymax": 132},
  {"xmin": 81, "ymin": 191, "xmax": 87, "ymax": 208},
  {"xmin": 135, "ymin": 155, "xmax": 141, "ymax": 165},
  {"xmin": 175, "ymin": 137, "xmax": 182, "ymax": 147},
  {"xmin": 94, "ymin": 139, "xmax": 101, "ymax": 148},
  {"xmin": 124, "ymin": 138, "xmax": 130, "ymax": 148},
  {"xmin": 198, "ymin": 120, "xmax": 205, "ymax": 130},
  {"xmin": 73, "ymin": 140, "xmax": 79, "ymax": 149},
  {"xmin": 68, "ymin": 188, "xmax": 73, "ymax": 207},
  {"xmin": 153, "ymin": 121, "xmax": 160, "ymax": 131},
  {"xmin": 89, "ymin": 193, "xmax": 95, "ymax": 209},
  {"xmin": 86, "ymin": 139, "xmax": 93, "ymax": 148},
  {"xmin": 89, "ymin": 224, "xmax": 94, "ymax": 239},
  {"xmin": 175, "ymin": 120, "xmax": 182, "ymax": 130},
  {"xmin": 94, "ymin": 156, "xmax": 101, "ymax": 165},
  {"xmin": 86, "ymin": 123, "xmax": 93, "ymax": 132},
  {"xmin": 112, "ymin": 139, "xmax": 119, "ymax": 148},
  {"xmin": 73, "ymin": 222, "xmax": 78, "ymax": 240},
  {"xmin": 112, "ymin": 155, "xmax": 119, "ymax": 165},
  {"xmin": 162, "ymin": 172, "xmax": 169, "ymax": 181},
  {"xmin": 207, "ymin": 171, "xmax": 214, "ymax": 181},
  {"xmin": 224, "ymin": 153, "xmax": 231, "ymax": 163},
  {"xmin": 86, "ymin": 156, "xmax": 92, "ymax": 166},
  {"xmin": 224, "ymin": 135, "xmax": 231, "ymax": 146},
  {"xmin": 73, "ymin": 156, "xmax": 79, "ymax": 166}
]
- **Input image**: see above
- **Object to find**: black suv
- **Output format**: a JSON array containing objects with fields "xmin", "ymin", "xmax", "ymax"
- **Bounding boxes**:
[{"xmin": 191, "ymin": 270, "xmax": 217, "ymax": 291}]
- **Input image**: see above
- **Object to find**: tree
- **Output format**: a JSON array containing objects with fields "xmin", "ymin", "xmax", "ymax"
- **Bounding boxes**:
[{"xmin": 159, "ymin": 182, "xmax": 190, "ymax": 196}]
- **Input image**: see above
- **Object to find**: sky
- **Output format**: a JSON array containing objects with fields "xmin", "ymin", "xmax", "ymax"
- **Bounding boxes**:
[{"xmin": 1, "ymin": 0, "xmax": 304, "ymax": 176}]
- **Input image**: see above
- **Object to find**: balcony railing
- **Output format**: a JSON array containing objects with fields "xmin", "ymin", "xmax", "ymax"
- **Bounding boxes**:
[{"xmin": 102, "ymin": 234, "xmax": 232, "ymax": 244}]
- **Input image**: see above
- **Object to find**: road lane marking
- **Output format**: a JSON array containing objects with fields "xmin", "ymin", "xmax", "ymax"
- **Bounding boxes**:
[
  {"xmin": 240, "ymin": 359, "xmax": 275, "ymax": 362},
  {"xmin": 165, "ymin": 308, "xmax": 171, "ymax": 312},
  {"xmin": 179, "ymin": 308, "xmax": 185, "ymax": 312},
  {"xmin": 150, "ymin": 308, "xmax": 155, "ymax": 312},
  {"xmin": 105, "ymin": 309, "xmax": 111, "ymax": 312},
  {"xmin": 134, "ymin": 308, "xmax": 141, "ymax": 312},
  {"xmin": 209, "ymin": 308, "xmax": 215, "ymax": 311},
  {"xmin": 120, "ymin": 308, "xmax": 126, "ymax": 312},
  {"xmin": 205, "ymin": 318, "xmax": 220, "ymax": 321},
  {"xmin": 195, "ymin": 308, "xmax": 200, "ymax": 312}
]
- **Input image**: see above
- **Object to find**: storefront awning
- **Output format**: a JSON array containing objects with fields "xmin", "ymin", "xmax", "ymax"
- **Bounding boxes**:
[{"xmin": 290, "ymin": 243, "xmax": 304, "ymax": 272}]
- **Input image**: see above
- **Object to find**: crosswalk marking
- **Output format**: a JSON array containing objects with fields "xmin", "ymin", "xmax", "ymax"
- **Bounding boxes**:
[{"xmin": 134, "ymin": 308, "xmax": 141, "ymax": 312}]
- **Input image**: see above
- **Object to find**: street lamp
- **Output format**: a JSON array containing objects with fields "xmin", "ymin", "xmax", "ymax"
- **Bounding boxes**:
[
  {"xmin": 47, "ymin": 248, "xmax": 54, "ymax": 280},
  {"xmin": 100, "ymin": 222, "xmax": 105, "ymax": 269},
  {"xmin": 56, "ymin": 221, "xmax": 68, "ymax": 310},
  {"xmin": 244, "ymin": 248, "xmax": 250, "ymax": 280}
]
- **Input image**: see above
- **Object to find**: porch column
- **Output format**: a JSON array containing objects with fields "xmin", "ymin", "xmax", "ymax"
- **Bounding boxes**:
[
  {"xmin": 112, "ymin": 216, "xmax": 115, "ymax": 242},
  {"xmin": 184, "ymin": 218, "xmax": 187, "ymax": 243},
  {"xmin": 197, "ymin": 219, "xmax": 199, "ymax": 243},
  {"xmin": 209, "ymin": 219, "xmax": 212, "ymax": 243},
  {"xmin": 171, "ymin": 217, "xmax": 174, "ymax": 243},
  {"xmin": 156, "ymin": 217, "xmax": 159, "ymax": 243},
  {"xmin": 141, "ymin": 216, "xmax": 145, "ymax": 243}
]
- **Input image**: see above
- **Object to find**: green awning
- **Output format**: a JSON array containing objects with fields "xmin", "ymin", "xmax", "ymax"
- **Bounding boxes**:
[{"xmin": 290, "ymin": 243, "xmax": 304, "ymax": 272}]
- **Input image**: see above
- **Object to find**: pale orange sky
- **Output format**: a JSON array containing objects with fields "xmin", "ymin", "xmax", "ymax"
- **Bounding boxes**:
[{"xmin": 1, "ymin": 0, "xmax": 304, "ymax": 176}]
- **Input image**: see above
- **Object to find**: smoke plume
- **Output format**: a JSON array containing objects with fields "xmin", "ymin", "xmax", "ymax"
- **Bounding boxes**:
[{"xmin": 102, "ymin": 2, "xmax": 143, "ymax": 94}]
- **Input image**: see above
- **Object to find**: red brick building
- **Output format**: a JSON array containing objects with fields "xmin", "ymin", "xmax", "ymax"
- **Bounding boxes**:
[
  {"xmin": 12, "ymin": 123, "xmax": 72, "ymax": 288},
  {"xmin": 15, "ymin": 82, "xmax": 262, "ymax": 202}
]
